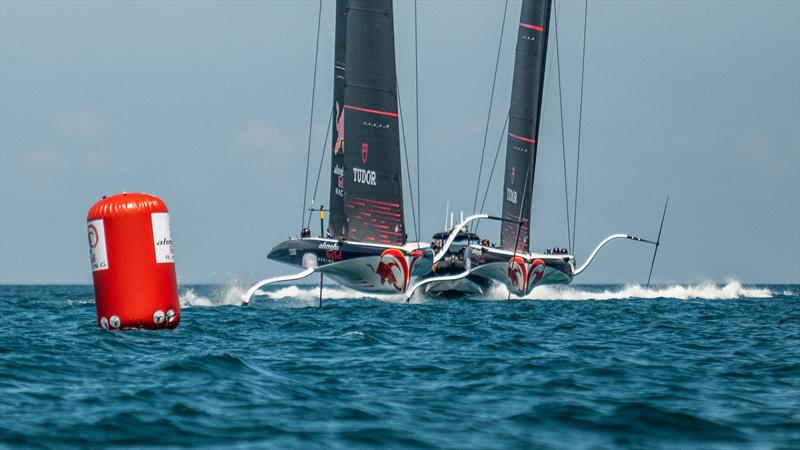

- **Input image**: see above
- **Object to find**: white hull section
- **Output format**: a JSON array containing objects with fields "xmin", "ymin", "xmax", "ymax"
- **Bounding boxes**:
[
  {"xmin": 317, "ymin": 254, "xmax": 419, "ymax": 294},
  {"xmin": 470, "ymin": 259, "xmax": 573, "ymax": 296}
]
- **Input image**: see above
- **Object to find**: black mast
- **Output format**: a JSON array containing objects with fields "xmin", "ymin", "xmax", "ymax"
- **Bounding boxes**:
[
  {"xmin": 500, "ymin": 0, "xmax": 552, "ymax": 252},
  {"xmin": 328, "ymin": 0, "xmax": 348, "ymax": 238},
  {"xmin": 342, "ymin": 0, "xmax": 406, "ymax": 246}
]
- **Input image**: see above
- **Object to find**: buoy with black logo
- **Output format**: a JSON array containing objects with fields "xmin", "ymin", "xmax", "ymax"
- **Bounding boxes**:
[{"xmin": 87, "ymin": 192, "xmax": 180, "ymax": 330}]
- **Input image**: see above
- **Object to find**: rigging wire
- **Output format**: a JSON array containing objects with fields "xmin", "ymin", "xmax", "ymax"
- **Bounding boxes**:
[
  {"xmin": 397, "ymin": 82, "xmax": 420, "ymax": 243},
  {"xmin": 301, "ymin": 0, "xmax": 324, "ymax": 229},
  {"xmin": 473, "ymin": 1, "xmax": 564, "ymax": 243},
  {"xmin": 474, "ymin": 114, "xmax": 509, "ymax": 235},
  {"xmin": 572, "ymin": 0, "xmax": 589, "ymax": 254},
  {"xmin": 471, "ymin": 0, "xmax": 510, "ymax": 219},
  {"xmin": 553, "ymin": 1, "xmax": 572, "ymax": 253},
  {"xmin": 474, "ymin": 0, "xmax": 561, "ymax": 236},
  {"xmin": 306, "ymin": 107, "xmax": 334, "ymax": 229},
  {"xmin": 413, "ymin": 0, "xmax": 421, "ymax": 241}
]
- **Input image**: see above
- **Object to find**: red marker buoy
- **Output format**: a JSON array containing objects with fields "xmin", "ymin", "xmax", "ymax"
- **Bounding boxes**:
[{"xmin": 87, "ymin": 193, "xmax": 180, "ymax": 330}]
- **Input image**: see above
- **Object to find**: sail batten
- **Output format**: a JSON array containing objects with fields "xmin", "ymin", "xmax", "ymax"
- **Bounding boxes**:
[{"xmin": 500, "ymin": 0, "xmax": 552, "ymax": 253}]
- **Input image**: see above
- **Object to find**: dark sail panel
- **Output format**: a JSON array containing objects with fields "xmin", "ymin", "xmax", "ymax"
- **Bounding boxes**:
[
  {"xmin": 342, "ymin": 0, "xmax": 405, "ymax": 245},
  {"xmin": 328, "ymin": 0, "xmax": 348, "ymax": 238},
  {"xmin": 500, "ymin": 0, "xmax": 552, "ymax": 252}
]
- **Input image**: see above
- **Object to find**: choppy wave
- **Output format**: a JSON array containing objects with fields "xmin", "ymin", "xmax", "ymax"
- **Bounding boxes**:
[
  {"xmin": 515, "ymin": 280, "xmax": 774, "ymax": 301},
  {"xmin": 2, "ymin": 284, "xmax": 798, "ymax": 449},
  {"xmin": 259, "ymin": 285, "xmax": 406, "ymax": 303},
  {"xmin": 179, "ymin": 285, "xmax": 408, "ymax": 307},
  {"xmin": 179, "ymin": 286, "xmax": 247, "ymax": 308},
  {"xmin": 65, "ymin": 298, "xmax": 95, "ymax": 305},
  {"xmin": 179, "ymin": 280, "xmax": 774, "ymax": 307}
]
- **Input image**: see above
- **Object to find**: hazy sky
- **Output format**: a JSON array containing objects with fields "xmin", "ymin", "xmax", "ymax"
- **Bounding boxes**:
[{"xmin": 1, "ymin": 0, "xmax": 798, "ymax": 285}]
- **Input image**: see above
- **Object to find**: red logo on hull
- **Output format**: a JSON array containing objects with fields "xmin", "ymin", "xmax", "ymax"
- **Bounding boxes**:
[
  {"xmin": 507, "ymin": 257, "xmax": 547, "ymax": 295},
  {"xmin": 528, "ymin": 259, "xmax": 545, "ymax": 287},
  {"xmin": 508, "ymin": 256, "xmax": 527, "ymax": 295},
  {"xmin": 361, "ymin": 142, "xmax": 369, "ymax": 164},
  {"xmin": 367, "ymin": 248, "xmax": 409, "ymax": 292}
]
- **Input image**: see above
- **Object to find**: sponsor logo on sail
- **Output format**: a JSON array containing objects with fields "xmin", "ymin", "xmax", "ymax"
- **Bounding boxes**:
[
  {"xmin": 353, "ymin": 167, "xmax": 376, "ymax": 186},
  {"xmin": 334, "ymin": 164, "xmax": 345, "ymax": 195},
  {"xmin": 506, "ymin": 188, "xmax": 518, "ymax": 204},
  {"xmin": 334, "ymin": 103, "xmax": 345, "ymax": 155},
  {"xmin": 361, "ymin": 142, "xmax": 368, "ymax": 163}
]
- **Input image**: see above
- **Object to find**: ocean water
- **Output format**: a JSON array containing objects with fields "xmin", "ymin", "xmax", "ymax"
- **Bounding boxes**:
[{"xmin": 1, "ymin": 283, "xmax": 798, "ymax": 449}]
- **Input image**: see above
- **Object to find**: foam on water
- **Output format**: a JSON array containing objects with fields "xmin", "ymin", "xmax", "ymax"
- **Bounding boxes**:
[
  {"xmin": 513, "ymin": 280, "xmax": 774, "ymax": 301},
  {"xmin": 179, "ymin": 280, "xmax": 773, "ymax": 307},
  {"xmin": 65, "ymin": 298, "xmax": 95, "ymax": 305},
  {"xmin": 180, "ymin": 286, "xmax": 247, "ymax": 308},
  {"xmin": 180, "ymin": 284, "xmax": 408, "ymax": 307},
  {"xmin": 260, "ymin": 285, "xmax": 409, "ymax": 304}
]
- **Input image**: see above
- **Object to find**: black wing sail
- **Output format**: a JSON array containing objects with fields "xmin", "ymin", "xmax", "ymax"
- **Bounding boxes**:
[
  {"xmin": 500, "ymin": 0, "xmax": 552, "ymax": 252},
  {"xmin": 328, "ymin": 0, "xmax": 348, "ymax": 238},
  {"xmin": 342, "ymin": 0, "xmax": 406, "ymax": 246}
]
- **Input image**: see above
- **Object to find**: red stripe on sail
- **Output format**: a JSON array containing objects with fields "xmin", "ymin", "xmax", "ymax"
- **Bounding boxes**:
[
  {"xmin": 356, "ymin": 197, "xmax": 401, "ymax": 208},
  {"xmin": 368, "ymin": 209, "xmax": 401, "ymax": 218},
  {"xmin": 508, "ymin": 133, "xmax": 536, "ymax": 143},
  {"xmin": 344, "ymin": 104, "xmax": 399, "ymax": 118},
  {"xmin": 520, "ymin": 23, "xmax": 544, "ymax": 32}
]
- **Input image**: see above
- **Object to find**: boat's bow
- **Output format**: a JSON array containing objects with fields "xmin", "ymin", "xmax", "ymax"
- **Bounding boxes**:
[{"xmin": 467, "ymin": 245, "xmax": 575, "ymax": 296}]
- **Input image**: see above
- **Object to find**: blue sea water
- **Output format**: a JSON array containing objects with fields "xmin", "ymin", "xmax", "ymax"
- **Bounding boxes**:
[{"xmin": 1, "ymin": 283, "xmax": 798, "ymax": 449}]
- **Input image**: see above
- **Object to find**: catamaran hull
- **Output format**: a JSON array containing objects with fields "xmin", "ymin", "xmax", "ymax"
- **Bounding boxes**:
[
  {"xmin": 420, "ymin": 260, "xmax": 571, "ymax": 299},
  {"xmin": 467, "ymin": 246, "xmax": 574, "ymax": 297},
  {"xmin": 267, "ymin": 238, "xmax": 433, "ymax": 294}
]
